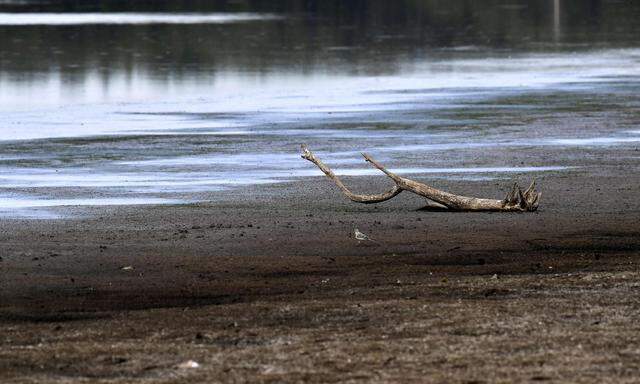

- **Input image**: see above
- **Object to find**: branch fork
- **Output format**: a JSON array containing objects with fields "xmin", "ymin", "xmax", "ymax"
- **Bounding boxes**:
[{"xmin": 301, "ymin": 144, "xmax": 540, "ymax": 212}]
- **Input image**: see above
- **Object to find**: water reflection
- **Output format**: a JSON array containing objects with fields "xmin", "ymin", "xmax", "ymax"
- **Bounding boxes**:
[
  {"xmin": 552, "ymin": 0, "xmax": 559, "ymax": 42},
  {"xmin": 0, "ymin": 12, "xmax": 280, "ymax": 25}
]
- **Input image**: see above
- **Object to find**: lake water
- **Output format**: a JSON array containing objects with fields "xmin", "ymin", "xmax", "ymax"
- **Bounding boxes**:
[{"xmin": 0, "ymin": 0, "xmax": 639, "ymax": 216}]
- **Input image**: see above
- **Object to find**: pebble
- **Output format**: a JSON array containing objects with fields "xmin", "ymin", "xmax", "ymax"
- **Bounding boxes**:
[{"xmin": 177, "ymin": 360, "xmax": 200, "ymax": 369}]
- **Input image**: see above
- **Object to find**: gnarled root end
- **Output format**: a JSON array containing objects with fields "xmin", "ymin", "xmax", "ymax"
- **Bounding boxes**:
[{"xmin": 502, "ymin": 180, "xmax": 541, "ymax": 212}]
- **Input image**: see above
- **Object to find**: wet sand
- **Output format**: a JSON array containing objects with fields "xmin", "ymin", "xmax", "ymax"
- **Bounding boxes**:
[{"xmin": 1, "ymin": 142, "xmax": 640, "ymax": 383}]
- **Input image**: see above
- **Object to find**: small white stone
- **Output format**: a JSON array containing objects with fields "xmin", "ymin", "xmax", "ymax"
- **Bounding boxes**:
[{"xmin": 178, "ymin": 360, "xmax": 200, "ymax": 369}]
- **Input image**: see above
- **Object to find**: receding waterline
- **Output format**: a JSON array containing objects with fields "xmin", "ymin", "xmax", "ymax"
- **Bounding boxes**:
[
  {"xmin": 307, "ymin": 166, "xmax": 574, "ymax": 177},
  {"xmin": 0, "ymin": 12, "xmax": 281, "ymax": 25},
  {"xmin": 0, "ymin": 165, "xmax": 572, "ymax": 214},
  {"xmin": 0, "ymin": 197, "xmax": 183, "ymax": 209}
]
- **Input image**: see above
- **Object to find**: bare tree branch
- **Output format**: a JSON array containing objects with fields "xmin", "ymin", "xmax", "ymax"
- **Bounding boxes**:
[
  {"xmin": 301, "ymin": 145, "xmax": 402, "ymax": 204},
  {"xmin": 301, "ymin": 145, "xmax": 541, "ymax": 212}
]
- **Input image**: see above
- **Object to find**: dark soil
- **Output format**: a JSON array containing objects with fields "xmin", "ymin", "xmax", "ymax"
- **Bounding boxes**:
[{"xmin": 1, "ymin": 160, "xmax": 640, "ymax": 383}]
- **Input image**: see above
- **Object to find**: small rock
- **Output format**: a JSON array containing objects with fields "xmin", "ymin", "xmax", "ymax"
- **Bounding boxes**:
[
  {"xmin": 177, "ymin": 360, "xmax": 200, "ymax": 369},
  {"xmin": 491, "ymin": 274, "xmax": 498, "ymax": 280},
  {"xmin": 120, "ymin": 266, "xmax": 134, "ymax": 271}
]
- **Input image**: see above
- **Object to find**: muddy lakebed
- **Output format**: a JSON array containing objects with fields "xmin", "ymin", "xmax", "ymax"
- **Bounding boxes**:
[{"xmin": 2, "ymin": 1, "xmax": 640, "ymax": 383}]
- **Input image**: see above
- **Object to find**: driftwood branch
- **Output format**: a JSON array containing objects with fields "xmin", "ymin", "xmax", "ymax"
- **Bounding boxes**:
[{"xmin": 301, "ymin": 145, "xmax": 540, "ymax": 212}]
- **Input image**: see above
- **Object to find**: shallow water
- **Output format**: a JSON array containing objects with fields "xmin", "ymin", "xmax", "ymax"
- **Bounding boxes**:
[{"xmin": 0, "ymin": 0, "xmax": 639, "ymax": 215}]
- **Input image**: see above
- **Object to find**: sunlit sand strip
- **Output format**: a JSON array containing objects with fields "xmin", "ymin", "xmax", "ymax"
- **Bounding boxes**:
[{"xmin": 0, "ymin": 12, "xmax": 281, "ymax": 26}]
